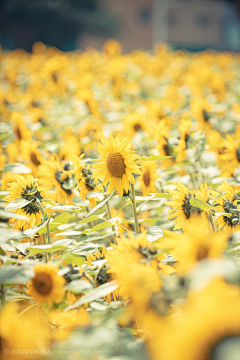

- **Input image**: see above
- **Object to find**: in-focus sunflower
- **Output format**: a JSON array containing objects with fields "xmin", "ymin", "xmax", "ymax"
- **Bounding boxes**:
[
  {"xmin": 138, "ymin": 161, "xmax": 159, "ymax": 196},
  {"xmin": 27, "ymin": 264, "xmax": 65, "ymax": 306},
  {"xmin": 5, "ymin": 174, "xmax": 47, "ymax": 230},
  {"xmin": 93, "ymin": 134, "xmax": 141, "ymax": 197}
]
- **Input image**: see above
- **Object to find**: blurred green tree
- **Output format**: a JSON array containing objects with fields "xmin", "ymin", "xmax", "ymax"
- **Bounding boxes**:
[{"xmin": 0, "ymin": 0, "xmax": 118, "ymax": 51}]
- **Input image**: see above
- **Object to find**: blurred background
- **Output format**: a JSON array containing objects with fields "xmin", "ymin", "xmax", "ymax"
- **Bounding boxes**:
[{"xmin": 0, "ymin": 0, "xmax": 240, "ymax": 52}]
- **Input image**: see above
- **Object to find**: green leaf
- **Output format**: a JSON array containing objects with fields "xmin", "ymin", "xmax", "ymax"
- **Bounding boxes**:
[
  {"xmin": 0, "ymin": 266, "xmax": 34, "ymax": 284},
  {"xmin": 38, "ymin": 212, "xmax": 73, "ymax": 234},
  {"xmin": 64, "ymin": 253, "xmax": 85, "ymax": 266},
  {"xmin": 55, "ymin": 230, "xmax": 82, "ymax": 237},
  {"xmin": 5, "ymin": 198, "xmax": 32, "ymax": 211},
  {"xmin": 215, "ymin": 212, "xmax": 232, "ymax": 219},
  {"xmin": 0, "ymin": 228, "xmax": 24, "ymax": 242},
  {"xmin": 86, "ymin": 191, "xmax": 116, "ymax": 218},
  {"xmin": 89, "ymin": 221, "xmax": 112, "ymax": 232},
  {"xmin": 52, "ymin": 239, "xmax": 76, "ymax": 247},
  {"xmin": 78, "ymin": 214, "xmax": 106, "ymax": 224},
  {"xmin": 210, "ymin": 192, "xmax": 227, "ymax": 205},
  {"xmin": 0, "ymin": 191, "xmax": 9, "ymax": 199},
  {"xmin": 51, "ymin": 205, "xmax": 81, "ymax": 211},
  {"xmin": 139, "ymin": 155, "xmax": 173, "ymax": 162},
  {"xmin": 149, "ymin": 193, "xmax": 172, "ymax": 199},
  {"xmin": 3, "ymin": 163, "xmax": 32, "ymax": 174},
  {"xmin": 190, "ymin": 197, "xmax": 211, "ymax": 213},
  {"xmin": 0, "ymin": 243, "xmax": 15, "ymax": 252},
  {"xmin": 64, "ymin": 279, "xmax": 93, "ymax": 294},
  {"xmin": 62, "ymin": 179, "xmax": 78, "ymax": 190},
  {"xmin": 0, "ymin": 209, "xmax": 29, "ymax": 221},
  {"xmin": 146, "ymin": 226, "xmax": 163, "ymax": 242},
  {"xmin": 67, "ymin": 280, "xmax": 119, "ymax": 309},
  {"xmin": 90, "ymin": 302, "xmax": 109, "ymax": 311},
  {"xmin": 42, "ymin": 198, "xmax": 58, "ymax": 206},
  {"xmin": 27, "ymin": 244, "xmax": 68, "ymax": 255},
  {"xmin": 23, "ymin": 220, "xmax": 48, "ymax": 241}
]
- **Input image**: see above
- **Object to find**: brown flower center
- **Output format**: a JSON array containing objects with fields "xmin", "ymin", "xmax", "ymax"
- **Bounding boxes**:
[
  {"xmin": 143, "ymin": 169, "xmax": 151, "ymax": 187},
  {"xmin": 107, "ymin": 152, "xmax": 126, "ymax": 178},
  {"xmin": 30, "ymin": 152, "xmax": 41, "ymax": 166},
  {"xmin": 16, "ymin": 126, "xmax": 22, "ymax": 141},
  {"xmin": 196, "ymin": 244, "xmax": 209, "ymax": 261},
  {"xmin": 133, "ymin": 123, "xmax": 142, "ymax": 132},
  {"xmin": 33, "ymin": 273, "xmax": 53, "ymax": 295}
]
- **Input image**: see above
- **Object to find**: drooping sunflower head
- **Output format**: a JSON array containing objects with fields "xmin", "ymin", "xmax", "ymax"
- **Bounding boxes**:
[
  {"xmin": 38, "ymin": 157, "xmax": 74, "ymax": 204},
  {"xmin": 5, "ymin": 174, "xmax": 48, "ymax": 230},
  {"xmin": 165, "ymin": 181, "xmax": 202, "ymax": 230},
  {"xmin": 214, "ymin": 181, "xmax": 240, "ymax": 232},
  {"xmin": 27, "ymin": 264, "xmax": 66, "ymax": 306},
  {"xmin": 93, "ymin": 134, "xmax": 141, "ymax": 197}
]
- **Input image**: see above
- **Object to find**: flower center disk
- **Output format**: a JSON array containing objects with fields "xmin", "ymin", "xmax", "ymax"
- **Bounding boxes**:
[
  {"xmin": 143, "ymin": 170, "xmax": 151, "ymax": 187},
  {"xmin": 107, "ymin": 152, "xmax": 126, "ymax": 178},
  {"xmin": 33, "ymin": 273, "xmax": 53, "ymax": 295}
]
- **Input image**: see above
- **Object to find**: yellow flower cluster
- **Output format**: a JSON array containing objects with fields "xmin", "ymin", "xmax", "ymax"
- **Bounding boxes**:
[{"xmin": 1, "ymin": 40, "xmax": 240, "ymax": 359}]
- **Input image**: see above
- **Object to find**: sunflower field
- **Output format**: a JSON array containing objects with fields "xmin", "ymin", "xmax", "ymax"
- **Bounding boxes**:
[{"xmin": 1, "ymin": 39, "xmax": 240, "ymax": 360}]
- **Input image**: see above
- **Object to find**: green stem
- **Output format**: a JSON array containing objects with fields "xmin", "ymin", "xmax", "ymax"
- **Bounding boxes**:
[
  {"xmin": 1, "ymin": 284, "xmax": 5, "ymax": 307},
  {"xmin": 189, "ymin": 172, "xmax": 197, "ymax": 189},
  {"xmin": 87, "ymin": 206, "xmax": 94, "ymax": 229},
  {"xmin": 130, "ymin": 183, "xmax": 139, "ymax": 234},
  {"xmin": 37, "ymin": 199, "xmax": 51, "ymax": 245},
  {"xmin": 209, "ymin": 210, "xmax": 216, "ymax": 232},
  {"xmin": 103, "ymin": 185, "xmax": 115, "ymax": 242}
]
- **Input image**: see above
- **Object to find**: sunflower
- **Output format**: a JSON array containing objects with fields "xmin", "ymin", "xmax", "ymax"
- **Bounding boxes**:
[
  {"xmin": 160, "ymin": 217, "xmax": 228, "ymax": 274},
  {"xmin": 107, "ymin": 231, "xmax": 162, "ymax": 310},
  {"xmin": 83, "ymin": 247, "xmax": 119, "ymax": 303},
  {"xmin": 218, "ymin": 134, "xmax": 240, "ymax": 177},
  {"xmin": 121, "ymin": 111, "xmax": 148, "ymax": 139},
  {"xmin": 19, "ymin": 140, "xmax": 44, "ymax": 175},
  {"xmin": 138, "ymin": 161, "xmax": 159, "ymax": 196},
  {"xmin": 154, "ymin": 120, "xmax": 175, "ymax": 169},
  {"xmin": 148, "ymin": 278, "xmax": 240, "ymax": 360},
  {"xmin": 27, "ymin": 264, "xmax": 65, "ymax": 306},
  {"xmin": 12, "ymin": 111, "xmax": 33, "ymax": 143},
  {"xmin": 71, "ymin": 154, "xmax": 98, "ymax": 207},
  {"xmin": 5, "ymin": 174, "xmax": 48, "ymax": 230},
  {"xmin": 190, "ymin": 97, "xmax": 212, "ymax": 131},
  {"xmin": 165, "ymin": 181, "xmax": 200, "ymax": 230},
  {"xmin": 214, "ymin": 181, "xmax": 240, "ymax": 233},
  {"xmin": 175, "ymin": 118, "xmax": 192, "ymax": 163},
  {"xmin": 93, "ymin": 134, "xmax": 141, "ymax": 198},
  {"xmin": 38, "ymin": 156, "xmax": 74, "ymax": 204},
  {"xmin": 59, "ymin": 129, "xmax": 82, "ymax": 160},
  {"xmin": 49, "ymin": 308, "xmax": 90, "ymax": 342},
  {"xmin": 0, "ymin": 302, "xmax": 50, "ymax": 360}
]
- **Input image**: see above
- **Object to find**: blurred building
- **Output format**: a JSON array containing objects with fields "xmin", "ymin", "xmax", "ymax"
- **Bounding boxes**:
[{"xmin": 80, "ymin": 0, "xmax": 240, "ymax": 52}]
